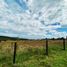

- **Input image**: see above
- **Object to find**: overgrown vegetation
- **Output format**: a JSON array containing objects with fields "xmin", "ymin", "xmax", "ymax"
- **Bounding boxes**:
[{"xmin": 0, "ymin": 40, "xmax": 67, "ymax": 67}]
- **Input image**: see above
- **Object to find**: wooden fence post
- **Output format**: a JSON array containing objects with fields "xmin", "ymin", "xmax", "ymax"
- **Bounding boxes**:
[
  {"xmin": 13, "ymin": 42, "xmax": 17, "ymax": 64},
  {"xmin": 0, "ymin": 40, "xmax": 1, "ymax": 43},
  {"xmin": 45, "ymin": 38, "xmax": 48, "ymax": 55},
  {"xmin": 63, "ymin": 38, "xmax": 65, "ymax": 50}
]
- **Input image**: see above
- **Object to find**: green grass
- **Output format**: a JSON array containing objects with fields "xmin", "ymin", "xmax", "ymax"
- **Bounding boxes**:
[{"xmin": 0, "ymin": 42, "xmax": 67, "ymax": 67}]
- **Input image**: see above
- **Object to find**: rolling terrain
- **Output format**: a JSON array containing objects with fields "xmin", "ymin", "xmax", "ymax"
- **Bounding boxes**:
[{"xmin": 0, "ymin": 36, "xmax": 67, "ymax": 67}]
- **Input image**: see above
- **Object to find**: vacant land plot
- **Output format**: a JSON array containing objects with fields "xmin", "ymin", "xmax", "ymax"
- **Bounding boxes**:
[{"xmin": 0, "ymin": 40, "xmax": 67, "ymax": 67}]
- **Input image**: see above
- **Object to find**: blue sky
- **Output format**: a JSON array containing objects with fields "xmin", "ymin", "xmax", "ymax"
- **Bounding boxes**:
[{"xmin": 0, "ymin": 0, "xmax": 67, "ymax": 39}]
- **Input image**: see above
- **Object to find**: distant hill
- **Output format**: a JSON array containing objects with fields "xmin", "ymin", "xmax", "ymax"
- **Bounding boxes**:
[
  {"xmin": 0, "ymin": 36, "xmax": 28, "ymax": 41},
  {"xmin": 0, "ymin": 36, "xmax": 65, "ymax": 41}
]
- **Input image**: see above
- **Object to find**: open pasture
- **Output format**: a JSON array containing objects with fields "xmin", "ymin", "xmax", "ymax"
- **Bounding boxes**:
[{"xmin": 0, "ymin": 39, "xmax": 67, "ymax": 67}]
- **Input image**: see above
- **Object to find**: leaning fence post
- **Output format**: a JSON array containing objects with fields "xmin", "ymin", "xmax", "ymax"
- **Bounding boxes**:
[
  {"xmin": 63, "ymin": 38, "xmax": 65, "ymax": 50},
  {"xmin": 45, "ymin": 38, "xmax": 48, "ymax": 55},
  {"xmin": 13, "ymin": 42, "xmax": 17, "ymax": 64}
]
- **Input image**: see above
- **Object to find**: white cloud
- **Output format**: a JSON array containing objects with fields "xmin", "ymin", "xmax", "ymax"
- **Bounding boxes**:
[{"xmin": 0, "ymin": 0, "xmax": 67, "ymax": 39}]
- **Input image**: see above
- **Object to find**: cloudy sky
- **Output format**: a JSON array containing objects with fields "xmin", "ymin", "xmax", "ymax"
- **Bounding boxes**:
[{"xmin": 0, "ymin": 0, "xmax": 67, "ymax": 39}]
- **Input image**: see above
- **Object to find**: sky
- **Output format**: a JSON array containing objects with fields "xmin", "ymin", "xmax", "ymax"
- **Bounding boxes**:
[{"xmin": 0, "ymin": 0, "xmax": 67, "ymax": 39}]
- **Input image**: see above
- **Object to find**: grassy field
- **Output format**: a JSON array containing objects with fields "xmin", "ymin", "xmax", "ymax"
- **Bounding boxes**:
[{"xmin": 0, "ymin": 39, "xmax": 67, "ymax": 67}]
